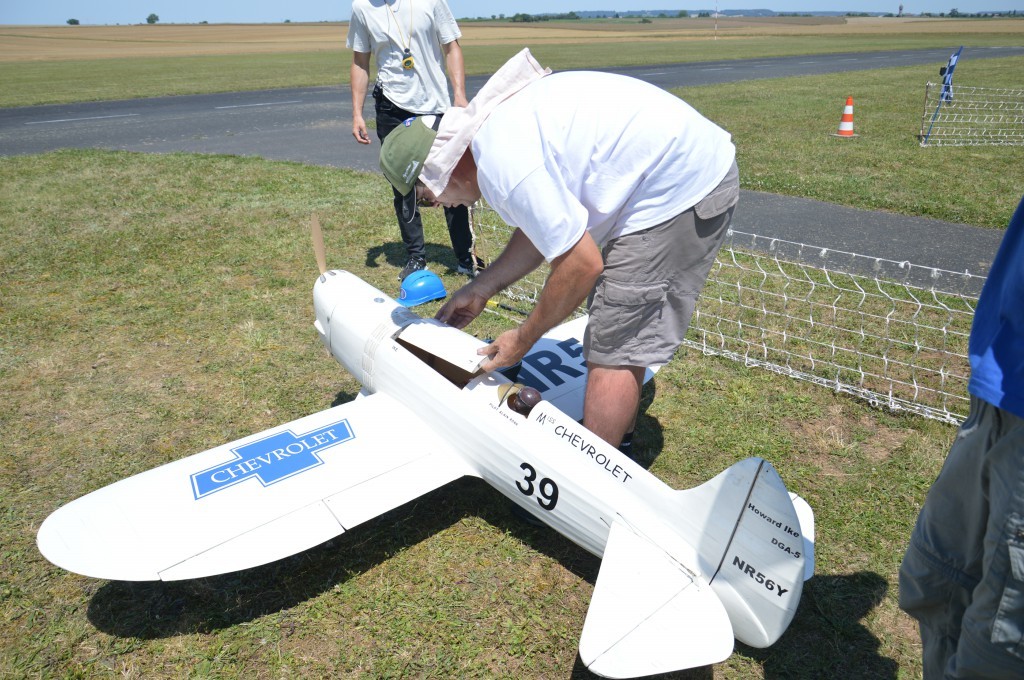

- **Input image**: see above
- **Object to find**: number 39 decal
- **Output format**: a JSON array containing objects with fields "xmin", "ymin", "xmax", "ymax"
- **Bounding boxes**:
[{"xmin": 516, "ymin": 463, "xmax": 559, "ymax": 510}]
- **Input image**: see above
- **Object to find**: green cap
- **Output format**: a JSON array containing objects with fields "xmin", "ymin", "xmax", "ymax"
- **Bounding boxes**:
[{"xmin": 380, "ymin": 116, "xmax": 438, "ymax": 197}]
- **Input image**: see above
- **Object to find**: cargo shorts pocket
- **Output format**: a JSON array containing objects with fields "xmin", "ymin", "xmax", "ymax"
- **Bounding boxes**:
[
  {"xmin": 590, "ymin": 279, "xmax": 667, "ymax": 352},
  {"xmin": 694, "ymin": 180, "xmax": 739, "ymax": 220},
  {"xmin": 694, "ymin": 162, "xmax": 740, "ymax": 220},
  {"xmin": 992, "ymin": 514, "xmax": 1024, "ymax": 660}
]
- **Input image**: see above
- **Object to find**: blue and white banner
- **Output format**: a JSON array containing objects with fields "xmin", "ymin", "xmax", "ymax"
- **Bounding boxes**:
[{"xmin": 940, "ymin": 46, "xmax": 963, "ymax": 102}]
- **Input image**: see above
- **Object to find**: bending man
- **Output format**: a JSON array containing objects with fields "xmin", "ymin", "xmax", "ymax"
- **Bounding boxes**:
[{"xmin": 379, "ymin": 49, "xmax": 738, "ymax": 452}]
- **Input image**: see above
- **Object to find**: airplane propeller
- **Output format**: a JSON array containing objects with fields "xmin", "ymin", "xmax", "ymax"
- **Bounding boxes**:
[{"xmin": 311, "ymin": 213, "xmax": 327, "ymax": 275}]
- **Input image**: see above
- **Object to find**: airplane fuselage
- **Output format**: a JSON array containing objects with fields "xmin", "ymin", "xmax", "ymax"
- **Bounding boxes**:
[
  {"xmin": 312, "ymin": 270, "xmax": 806, "ymax": 649},
  {"xmin": 314, "ymin": 268, "xmax": 647, "ymax": 559}
]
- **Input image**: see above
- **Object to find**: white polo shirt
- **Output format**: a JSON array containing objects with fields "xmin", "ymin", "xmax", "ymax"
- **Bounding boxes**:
[
  {"xmin": 471, "ymin": 71, "xmax": 736, "ymax": 261},
  {"xmin": 347, "ymin": 0, "xmax": 461, "ymax": 115}
]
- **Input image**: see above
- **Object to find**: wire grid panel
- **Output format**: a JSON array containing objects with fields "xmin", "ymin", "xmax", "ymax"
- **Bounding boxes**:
[
  {"xmin": 470, "ymin": 202, "xmax": 982, "ymax": 424},
  {"xmin": 919, "ymin": 81, "xmax": 1024, "ymax": 147},
  {"xmin": 692, "ymin": 231, "xmax": 980, "ymax": 424}
]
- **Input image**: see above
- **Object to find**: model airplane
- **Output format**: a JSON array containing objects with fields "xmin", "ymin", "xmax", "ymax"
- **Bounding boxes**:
[{"xmin": 38, "ymin": 220, "xmax": 815, "ymax": 678}]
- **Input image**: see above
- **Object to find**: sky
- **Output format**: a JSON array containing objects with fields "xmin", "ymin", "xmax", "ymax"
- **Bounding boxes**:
[{"xmin": 1, "ymin": 1, "xmax": 1019, "ymax": 26}]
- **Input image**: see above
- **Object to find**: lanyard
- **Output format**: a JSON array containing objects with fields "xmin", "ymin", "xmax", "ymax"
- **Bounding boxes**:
[{"xmin": 386, "ymin": 0, "xmax": 415, "ymax": 69}]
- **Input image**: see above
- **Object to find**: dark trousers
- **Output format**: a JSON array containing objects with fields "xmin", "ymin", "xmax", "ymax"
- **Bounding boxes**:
[{"xmin": 374, "ymin": 93, "xmax": 472, "ymax": 264}]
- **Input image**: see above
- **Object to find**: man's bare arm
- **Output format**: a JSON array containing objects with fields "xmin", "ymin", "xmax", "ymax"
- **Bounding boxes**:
[
  {"xmin": 350, "ymin": 51, "xmax": 372, "ymax": 144},
  {"xmin": 435, "ymin": 228, "xmax": 544, "ymax": 329},
  {"xmin": 476, "ymin": 232, "xmax": 604, "ymax": 371},
  {"xmin": 518, "ymin": 231, "xmax": 603, "ymax": 351},
  {"xmin": 442, "ymin": 40, "xmax": 468, "ymax": 107}
]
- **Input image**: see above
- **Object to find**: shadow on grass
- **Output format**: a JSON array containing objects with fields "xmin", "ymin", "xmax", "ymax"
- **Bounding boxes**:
[
  {"xmin": 364, "ymin": 240, "xmax": 469, "ymax": 276},
  {"xmin": 364, "ymin": 240, "xmax": 406, "ymax": 272},
  {"xmin": 85, "ymin": 483, "xmax": 895, "ymax": 678},
  {"xmin": 745, "ymin": 571, "xmax": 897, "ymax": 680},
  {"xmin": 84, "ymin": 380, "xmax": 893, "ymax": 678},
  {"xmin": 570, "ymin": 655, "xmax": 714, "ymax": 680},
  {"xmin": 86, "ymin": 385, "xmax": 671, "ymax": 647},
  {"xmin": 567, "ymin": 572, "xmax": 895, "ymax": 680},
  {"xmin": 84, "ymin": 385, "xmax": 663, "ymax": 644},
  {"xmin": 85, "ymin": 382, "xmax": 603, "ymax": 641},
  {"xmin": 631, "ymin": 378, "xmax": 665, "ymax": 470},
  {"xmin": 86, "ymin": 472, "xmax": 607, "ymax": 640},
  {"xmin": 82, "ymin": 478, "xmax": 483, "ymax": 636}
]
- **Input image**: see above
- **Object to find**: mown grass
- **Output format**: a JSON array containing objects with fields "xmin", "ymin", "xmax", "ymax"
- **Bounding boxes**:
[
  {"xmin": 1, "ymin": 149, "xmax": 955, "ymax": 678},
  {"xmin": 681, "ymin": 55, "xmax": 1024, "ymax": 228},
  {"xmin": 2, "ymin": 24, "xmax": 1023, "ymax": 107}
]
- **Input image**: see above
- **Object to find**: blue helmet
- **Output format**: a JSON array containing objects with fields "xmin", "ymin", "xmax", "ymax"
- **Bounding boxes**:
[{"xmin": 397, "ymin": 270, "xmax": 447, "ymax": 307}]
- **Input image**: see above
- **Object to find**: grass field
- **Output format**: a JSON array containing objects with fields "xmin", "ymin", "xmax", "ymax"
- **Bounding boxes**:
[
  {"xmin": 1, "ymin": 16, "xmax": 1022, "ymax": 679},
  {"xmin": 2, "ymin": 20, "xmax": 1022, "ymax": 227},
  {"xmin": 681, "ymin": 55, "xmax": 1024, "ymax": 228},
  {"xmin": 0, "ymin": 149, "xmax": 955, "ymax": 678},
  {"xmin": 2, "ymin": 18, "xmax": 1024, "ymax": 107},
  {"xmin": 3, "ymin": 18, "xmax": 1023, "ymax": 62}
]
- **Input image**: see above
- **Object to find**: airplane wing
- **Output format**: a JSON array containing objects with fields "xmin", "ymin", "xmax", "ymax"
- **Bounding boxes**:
[
  {"xmin": 578, "ymin": 520, "xmax": 734, "ymax": 678},
  {"xmin": 37, "ymin": 393, "xmax": 477, "ymax": 581}
]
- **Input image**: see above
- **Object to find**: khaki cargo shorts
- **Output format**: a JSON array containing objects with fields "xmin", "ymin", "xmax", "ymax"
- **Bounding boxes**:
[{"xmin": 584, "ymin": 160, "xmax": 738, "ymax": 367}]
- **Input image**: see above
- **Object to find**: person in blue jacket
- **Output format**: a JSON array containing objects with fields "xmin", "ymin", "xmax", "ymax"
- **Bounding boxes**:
[{"xmin": 899, "ymin": 194, "xmax": 1024, "ymax": 679}]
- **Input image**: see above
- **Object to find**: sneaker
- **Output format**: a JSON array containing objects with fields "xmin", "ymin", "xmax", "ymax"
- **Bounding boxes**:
[
  {"xmin": 456, "ymin": 255, "xmax": 486, "ymax": 278},
  {"xmin": 398, "ymin": 257, "xmax": 426, "ymax": 281}
]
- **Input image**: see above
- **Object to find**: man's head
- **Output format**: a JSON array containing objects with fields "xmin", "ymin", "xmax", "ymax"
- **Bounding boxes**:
[
  {"xmin": 380, "ymin": 116, "xmax": 438, "ymax": 221},
  {"xmin": 380, "ymin": 115, "xmax": 481, "ymax": 220}
]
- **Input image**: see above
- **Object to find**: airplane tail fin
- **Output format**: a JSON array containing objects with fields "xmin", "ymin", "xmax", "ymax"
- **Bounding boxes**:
[
  {"xmin": 577, "ymin": 459, "xmax": 814, "ymax": 676},
  {"xmin": 673, "ymin": 457, "xmax": 814, "ymax": 648},
  {"xmin": 578, "ymin": 520, "xmax": 734, "ymax": 678}
]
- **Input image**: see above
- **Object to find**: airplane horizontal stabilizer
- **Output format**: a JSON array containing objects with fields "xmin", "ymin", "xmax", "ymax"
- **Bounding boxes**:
[
  {"xmin": 579, "ymin": 520, "xmax": 733, "ymax": 678},
  {"xmin": 789, "ymin": 491, "xmax": 816, "ymax": 582}
]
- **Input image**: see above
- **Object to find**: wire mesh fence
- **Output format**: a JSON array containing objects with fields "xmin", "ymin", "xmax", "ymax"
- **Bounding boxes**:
[
  {"xmin": 919, "ymin": 81, "xmax": 1024, "ymax": 147},
  {"xmin": 470, "ymin": 203, "xmax": 983, "ymax": 425}
]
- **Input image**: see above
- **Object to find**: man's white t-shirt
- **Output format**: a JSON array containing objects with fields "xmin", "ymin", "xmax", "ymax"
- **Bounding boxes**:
[
  {"xmin": 471, "ymin": 71, "xmax": 736, "ymax": 261},
  {"xmin": 347, "ymin": 0, "xmax": 461, "ymax": 114}
]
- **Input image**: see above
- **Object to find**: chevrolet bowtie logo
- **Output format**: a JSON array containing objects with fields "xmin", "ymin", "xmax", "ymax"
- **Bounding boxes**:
[{"xmin": 190, "ymin": 419, "xmax": 354, "ymax": 499}]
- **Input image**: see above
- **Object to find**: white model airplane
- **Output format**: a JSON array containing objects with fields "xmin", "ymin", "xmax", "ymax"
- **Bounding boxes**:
[{"xmin": 38, "ymin": 220, "xmax": 814, "ymax": 678}]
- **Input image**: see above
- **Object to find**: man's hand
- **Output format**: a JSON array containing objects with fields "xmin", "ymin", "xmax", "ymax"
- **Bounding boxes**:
[
  {"xmin": 352, "ymin": 116, "xmax": 372, "ymax": 144},
  {"xmin": 477, "ymin": 327, "xmax": 531, "ymax": 372},
  {"xmin": 435, "ymin": 283, "xmax": 488, "ymax": 329}
]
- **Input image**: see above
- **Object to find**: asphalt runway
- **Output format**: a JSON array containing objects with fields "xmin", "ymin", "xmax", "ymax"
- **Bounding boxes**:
[{"xmin": 3, "ymin": 46, "xmax": 1018, "ymax": 284}]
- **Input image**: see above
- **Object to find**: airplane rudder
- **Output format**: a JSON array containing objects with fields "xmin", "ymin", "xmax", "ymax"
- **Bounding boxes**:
[{"xmin": 711, "ymin": 459, "xmax": 809, "ymax": 647}]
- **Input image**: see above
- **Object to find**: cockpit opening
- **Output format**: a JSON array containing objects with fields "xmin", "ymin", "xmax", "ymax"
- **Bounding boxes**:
[{"xmin": 393, "ymin": 319, "xmax": 488, "ymax": 389}]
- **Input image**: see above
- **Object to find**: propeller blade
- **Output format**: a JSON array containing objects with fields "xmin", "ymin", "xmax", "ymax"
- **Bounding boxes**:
[{"xmin": 311, "ymin": 213, "xmax": 327, "ymax": 275}]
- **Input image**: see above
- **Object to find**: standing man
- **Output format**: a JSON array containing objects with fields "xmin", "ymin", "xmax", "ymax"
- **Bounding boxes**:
[
  {"xmin": 899, "ymin": 194, "xmax": 1024, "ymax": 679},
  {"xmin": 379, "ymin": 50, "xmax": 738, "ymax": 454},
  {"xmin": 347, "ymin": 0, "xmax": 481, "ymax": 281}
]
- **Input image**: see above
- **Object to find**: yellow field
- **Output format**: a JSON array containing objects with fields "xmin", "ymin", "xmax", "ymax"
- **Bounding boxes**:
[
  {"xmin": 2, "ymin": 17, "xmax": 1022, "ymax": 62},
  {"xmin": 0, "ymin": 23, "xmax": 346, "ymax": 61}
]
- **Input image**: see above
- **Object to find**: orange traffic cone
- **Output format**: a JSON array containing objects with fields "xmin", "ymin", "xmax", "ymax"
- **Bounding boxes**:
[{"xmin": 832, "ymin": 96, "xmax": 857, "ymax": 138}]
